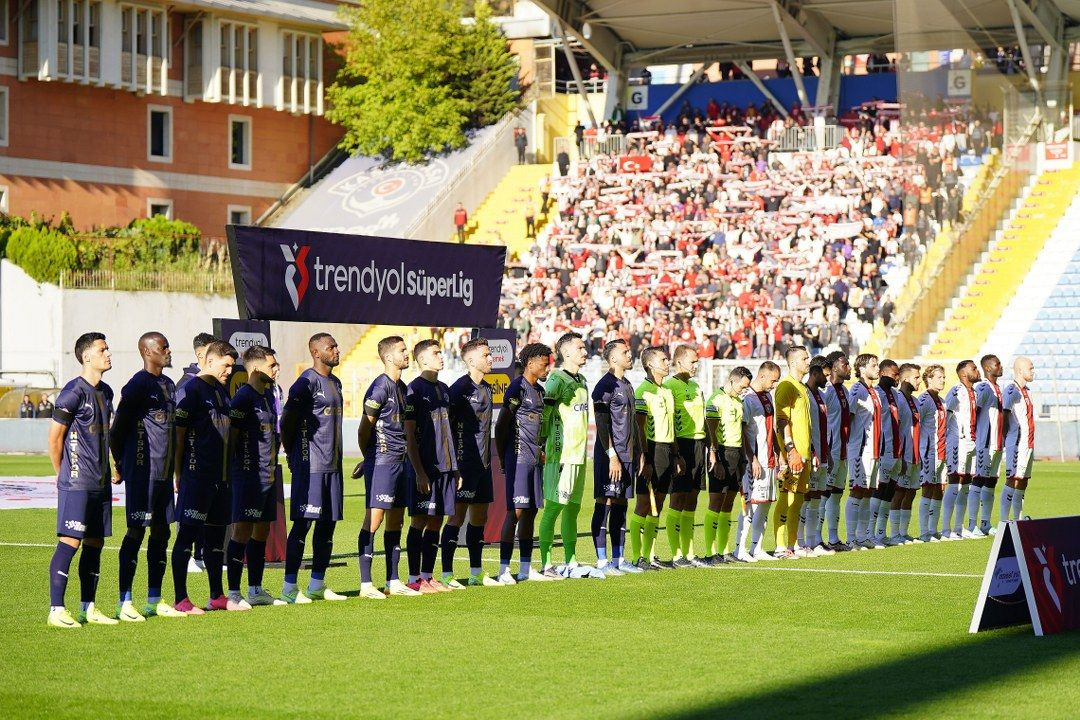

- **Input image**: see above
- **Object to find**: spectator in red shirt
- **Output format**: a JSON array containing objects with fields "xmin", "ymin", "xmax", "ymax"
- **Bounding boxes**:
[{"xmin": 454, "ymin": 203, "xmax": 468, "ymax": 243}]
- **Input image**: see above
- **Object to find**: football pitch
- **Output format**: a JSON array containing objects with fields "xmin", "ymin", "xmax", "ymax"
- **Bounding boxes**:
[{"xmin": 1, "ymin": 456, "xmax": 1078, "ymax": 719}]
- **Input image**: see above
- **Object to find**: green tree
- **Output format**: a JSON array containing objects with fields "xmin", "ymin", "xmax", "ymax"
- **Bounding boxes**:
[
  {"xmin": 327, "ymin": 0, "xmax": 520, "ymax": 163},
  {"xmin": 5, "ymin": 226, "xmax": 78, "ymax": 284}
]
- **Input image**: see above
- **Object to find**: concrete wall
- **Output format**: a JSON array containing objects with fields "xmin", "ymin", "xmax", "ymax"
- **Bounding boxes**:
[{"xmin": 0, "ymin": 261, "xmax": 363, "ymax": 391}]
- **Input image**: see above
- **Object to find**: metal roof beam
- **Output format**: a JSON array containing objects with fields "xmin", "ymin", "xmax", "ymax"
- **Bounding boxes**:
[
  {"xmin": 1013, "ymin": 0, "xmax": 1065, "ymax": 52},
  {"xmin": 531, "ymin": 0, "xmax": 625, "ymax": 72}
]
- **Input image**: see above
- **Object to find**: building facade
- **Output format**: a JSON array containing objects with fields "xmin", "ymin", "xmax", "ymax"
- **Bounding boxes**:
[{"xmin": 0, "ymin": 0, "xmax": 345, "ymax": 236}]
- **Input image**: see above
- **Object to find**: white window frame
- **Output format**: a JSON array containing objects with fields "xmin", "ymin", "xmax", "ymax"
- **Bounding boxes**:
[
  {"xmin": 146, "ymin": 104, "xmax": 172, "ymax": 163},
  {"xmin": 228, "ymin": 114, "xmax": 252, "ymax": 171},
  {"xmin": 0, "ymin": 185, "xmax": 9, "ymax": 214},
  {"xmin": 227, "ymin": 204, "xmax": 252, "ymax": 226},
  {"xmin": 219, "ymin": 20, "xmax": 258, "ymax": 106},
  {"xmin": 0, "ymin": 0, "xmax": 9, "ymax": 46},
  {"xmin": 281, "ymin": 29, "xmax": 323, "ymax": 115},
  {"xmin": 146, "ymin": 197, "xmax": 173, "ymax": 219},
  {"xmin": 119, "ymin": 2, "xmax": 168, "ymax": 94},
  {"xmin": 0, "ymin": 86, "xmax": 8, "ymax": 147}
]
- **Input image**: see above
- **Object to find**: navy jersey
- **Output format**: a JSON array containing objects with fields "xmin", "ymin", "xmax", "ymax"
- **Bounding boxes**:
[
  {"xmin": 229, "ymin": 384, "xmax": 279, "ymax": 484},
  {"xmin": 175, "ymin": 376, "xmax": 231, "ymax": 484},
  {"xmin": 53, "ymin": 377, "xmax": 114, "ymax": 492},
  {"xmin": 504, "ymin": 376, "xmax": 544, "ymax": 465},
  {"xmin": 363, "ymin": 373, "xmax": 408, "ymax": 464},
  {"xmin": 111, "ymin": 370, "xmax": 176, "ymax": 485},
  {"xmin": 592, "ymin": 372, "xmax": 637, "ymax": 463},
  {"xmin": 405, "ymin": 376, "xmax": 457, "ymax": 475},
  {"xmin": 448, "ymin": 374, "xmax": 493, "ymax": 471},
  {"xmin": 284, "ymin": 368, "xmax": 343, "ymax": 474},
  {"xmin": 174, "ymin": 363, "xmax": 200, "ymax": 404}
]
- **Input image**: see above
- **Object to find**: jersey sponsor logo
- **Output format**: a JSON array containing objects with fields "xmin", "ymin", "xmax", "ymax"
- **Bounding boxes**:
[
  {"xmin": 300, "ymin": 503, "xmax": 323, "ymax": 515},
  {"xmin": 416, "ymin": 499, "xmax": 436, "ymax": 511},
  {"xmin": 457, "ymin": 489, "xmax": 476, "ymax": 500},
  {"xmin": 183, "ymin": 508, "xmax": 208, "ymax": 521},
  {"xmin": 64, "ymin": 519, "xmax": 87, "ymax": 532},
  {"xmin": 512, "ymin": 495, "xmax": 532, "ymax": 504},
  {"xmin": 129, "ymin": 510, "xmax": 153, "ymax": 521},
  {"xmin": 373, "ymin": 494, "xmax": 395, "ymax": 504},
  {"xmin": 280, "ymin": 243, "xmax": 312, "ymax": 310},
  {"xmin": 243, "ymin": 508, "xmax": 264, "ymax": 519}
]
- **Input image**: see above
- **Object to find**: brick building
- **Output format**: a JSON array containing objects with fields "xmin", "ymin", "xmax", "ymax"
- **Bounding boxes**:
[{"xmin": 0, "ymin": 0, "xmax": 345, "ymax": 235}]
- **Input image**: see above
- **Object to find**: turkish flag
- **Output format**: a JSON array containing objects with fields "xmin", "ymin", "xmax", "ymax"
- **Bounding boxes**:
[{"xmin": 618, "ymin": 155, "xmax": 653, "ymax": 173}]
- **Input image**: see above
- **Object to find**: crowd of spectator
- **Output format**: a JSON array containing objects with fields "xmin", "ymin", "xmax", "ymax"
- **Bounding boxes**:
[{"xmin": 484, "ymin": 98, "xmax": 999, "ymax": 364}]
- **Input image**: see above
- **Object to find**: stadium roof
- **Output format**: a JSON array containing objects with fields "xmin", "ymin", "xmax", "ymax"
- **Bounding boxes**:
[{"xmin": 532, "ymin": 0, "xmax": 1080, "ymax": 69}]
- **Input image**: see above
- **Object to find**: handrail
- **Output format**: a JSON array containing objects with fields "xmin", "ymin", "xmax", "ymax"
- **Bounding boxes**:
[
  {"xmin": 879, "ymin": 116, "xmax": 1041, "ymax": 355},
  {"xmin": 403, "ymin": 107, "xmax": 529, "ymax": 239}
]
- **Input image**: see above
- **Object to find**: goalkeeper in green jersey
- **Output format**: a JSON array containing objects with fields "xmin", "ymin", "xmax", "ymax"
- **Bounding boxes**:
[{"xmin": 539, "ymin": 333, "xmax": 593, "ymax": 577}]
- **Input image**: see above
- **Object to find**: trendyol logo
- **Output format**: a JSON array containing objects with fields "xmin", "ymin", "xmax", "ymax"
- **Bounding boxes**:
[
  {"xmin": 280, "ymin": 243, "xmax": 311, "ymax": 310},
  {"xmin": 279, "ymin": 242, "xmax": 475, "ymax": 310}
]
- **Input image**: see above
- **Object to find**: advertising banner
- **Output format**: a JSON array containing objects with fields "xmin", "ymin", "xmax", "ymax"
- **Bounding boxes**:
[
  {"xmin": 227, "ymin": 226, "xmax": 505, "ymax": 328},
  {"xmin": 970, "ymin": 516, "xmax": 1080, "ymax": 636}
]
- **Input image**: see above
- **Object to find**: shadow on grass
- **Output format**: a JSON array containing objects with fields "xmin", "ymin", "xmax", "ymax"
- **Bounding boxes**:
[{"xmin": 658, "ymin": 626, "xmax": 1080, "ymax": 719}]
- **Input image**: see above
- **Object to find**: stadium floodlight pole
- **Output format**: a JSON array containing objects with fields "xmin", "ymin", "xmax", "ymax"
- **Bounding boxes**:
[
  {"xmin": 735, "ymin": 61, "xmax": 790, "ymax": 119},
  {"xmin": 1005, "ymin": 0, "xmax": 1044, "ymax": 111},
  {"xmin": 770, "ymin": 0, "xmax": 810, "ymax": 110},
  {"xmin": 554, "ymin": 18, "xmax": 599, "ymax": 130}
]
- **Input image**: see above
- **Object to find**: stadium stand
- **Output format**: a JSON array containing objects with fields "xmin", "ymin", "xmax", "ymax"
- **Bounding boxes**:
[
  {"xmin": 925, "ymin": 164, "xmax": 1080, "ymax": 359},
  {"xmin": 494, "ymin": 100, "xmax": 990, "ymax": 362}
]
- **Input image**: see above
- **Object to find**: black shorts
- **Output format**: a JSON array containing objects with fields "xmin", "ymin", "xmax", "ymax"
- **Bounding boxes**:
[
  {"xmin": 710, "ymin": 446, "xmax": 745, "ymax": 494},
  {"xmin": 636, "ymin": 441, "xmax": 677, "ymax": 496},
  {"xmin": 673, "ymin": 438, "xmax": 706, "ymax": 493},
  {"xmin": 593, "ymin": 453, "xmax": 634, "ymax": 500},
  {"xmin": 457, "ymin": 464, "xmax": 494, "ymax": 505}
]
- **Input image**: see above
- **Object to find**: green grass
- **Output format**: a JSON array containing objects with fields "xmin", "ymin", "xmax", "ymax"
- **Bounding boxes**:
[{"xmin": 1, "ymin": 458, "xmax": 1078, "ymax": 718}]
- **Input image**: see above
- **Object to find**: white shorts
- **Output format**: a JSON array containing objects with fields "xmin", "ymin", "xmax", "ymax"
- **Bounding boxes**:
[
  {"xmin": 743, "ymin": 466, "xmax": 778, "ymax": 504},
  {"xmin": 809, "ymin": 466, "xmax": 829, "ymax": 493},
  {"xmin": 920, "ymin": 456, "xmax": 947, "ymax": 486},
  {"xmin": 826, "ymin": 457, "xmax": 848, "ymax": 489},
  {"xmin": 976, "ymin": 447, "xmax": 1003, "ymax": 479},
  {"xmin": 879, "ymin": 454, "xmax": 901, "ymax": 482},
  {"xmin": 849, "ymin": 453, "xmax": 880, "ymax": 490},
  {"xmin": 1006, "ymin": 445, "xmax": 1034, "ymax": 480},
  {"xmin": 897, "ymin": 462, "xmax": 921, "ymax": 490},
  {"xmin": 949, "ymin": 439, "xmax": 977, "ymax": 477}
]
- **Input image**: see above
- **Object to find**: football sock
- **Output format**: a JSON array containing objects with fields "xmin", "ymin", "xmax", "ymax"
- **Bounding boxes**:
[
  {"xmin": 1011, "ymin": 488, "xmax": 1025, "ymax": 518},
  {"xmin": 226, "ymin": 539, "xmax": 246, "ymax": 593},
  {"xmin": 929, "ymin": 499, "xmax": 942, "ymax": 534},
  {"xmin": 797, "ymin": 501, "xmax": 808, "ymax": 548},
  {"xmin": 966, "ymin": 483, "xmax": 981, "ymax": 530},
  {"xmin": 591, "ymin": 504, "xmax": 609, "ymax": 562},
  {"xmin": 561, "ymin": 502, "xmax": 580, "ymax": 565},
  {"xmin": 78, "ymin": 544, "xmax": 102, "ymax": 610},
  {"xmin": 979, "ymin": 486, "xmax": 994, "ymax": 530},
  {"xmin": 628, "ymin": 512, "xmax": 645, "ymax": 560},
  {"xmin": 806, "ymin": 499, "xmax": 821, "ymax": 547},
  {"xmin": 771, "ymin": 493, "xmax": 790, "ymax": 551},
  {"xmin": 384, "ymin": 530, "xmax": 402, "ymax": 584},
  {"xmin": 117, "ymin": 529, "xmax": 144, "ymax": 602},
  {"xmin": 642, "ymin": 515, "xmax": 659, "ymax": 561},
  {"xmin": 867, "ymin": 497, "xmax": 881, "ymax": 539},
  {"xmin": 858, "ymin": 497, "xmax": 872, "ymax": 542},
  {"xmin": 146, "ymin": 531, "xmax": 169, "ymax": 601},
  {"xmin": 171, "ymin": 523, "xmax": 199, "ymax": 604},
  {"xmin": 955, "ymin": 484, "xmax": 970, "ymax": 532},
  {"xmin": 716, "ymin": 510, "xmax": 733, "ymax": 555},
  {"xmin": 49, "ymin": 541, "xmax": 77, "ymax": 608},
  {"xmin": 665, "ymin": 507, "xmax": 682, "ymax": 558},
  {"xmin": 918, "ymin": 496, "xmax": 931, "ymax": 536},
  {"xmin": 311, "ymin": 520, "xmax": 335, "ymax": 577},
  {"xmin": 703, "ymin": 509, "xmax": 720, "ymax": 556},
  {"xmin": 608, "ymin": 504, "xmax": 627, "ymax": 564},
  {"xmin": 1000, "ymin": 487, "xmax": 1014, "ymax": 522},
  {"xmin": 845, "ymin": 496, "xmax": 862, "ymax": 543},
  {"xmin": 785, "ymin": 493, "xmax": 803, "ymax": 549},
  {"xmin": 246, "ymin": 538, "xmax": 267, "ymax": 589},
  {"xmin": 421, "ymin": 529, "xmax": 439, "ymax": 576},
  {"xmin": 406, "ymin": 526, "xmax": 424, "ymax": 579},
  {"xmin": 357, "ymin": 528, "xmax": 374, "ymax": 584},
  {"xmin": 680, "ymin": 510, "xmax": 695, "ymax": 558},
  {"xmin": 539, "ymin": 502, "xmax": 563, "ymax": 569},
  {"xmin": 498, "ymin": 538, "xmax": 513, "ymax": 576},
  {"xmin": 942, "ymin": 484, "xmax": 959, "ymax": 532},
  {"xmin": 750, "ymin": 505, "xmax": 768, "ymax": 554},
  {"xmin": 285, "ymin": 519, "xmax": 311, "ymax": 581},
  {"xmin": 203, "ymin": 525, "xmax": 226, "ymax": 599},
  {"xmin": 465, "ymin": 523, "xmax": 484, "ymax": 574},
  {"xmin": 440, "ymin": 523, "xmax": 460, "ymax": 575},
  {"xmin": 826, "ymin": 491, "xmax": 842, "ymax": 544}
]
